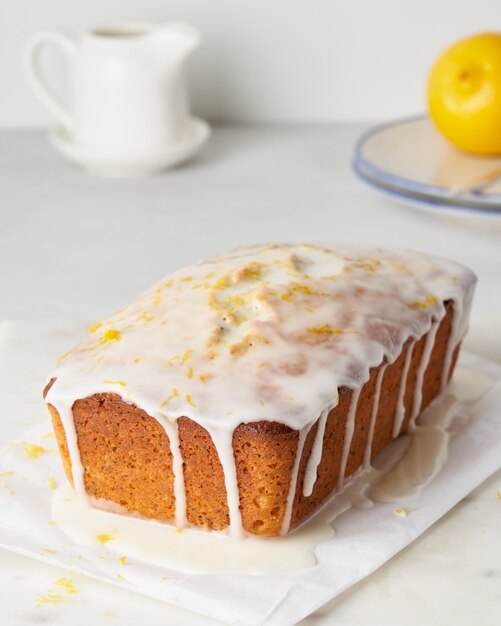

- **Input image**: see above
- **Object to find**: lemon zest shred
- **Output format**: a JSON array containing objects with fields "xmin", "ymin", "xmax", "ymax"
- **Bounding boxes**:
[
  {"xmin": 139, "ymin": 311, "xmax": 154, "ymax": 323},
  {"xmin": 185, "ymin": 393, "xmax": 197, "ymax": 408},
  {"xmin": 308, "ymin": 325, "xmax": 342, "ymax": 335},
  {"xmin": 88, "ymin": 322, "xmax": 103, "ymax": 334},
  {"xmin": 97, "ymin": 532, "xmax": 115, "ymax": 545},
  {"xmin": 101, "ymin": 329, "xmax": 121, "ymax": 343},
  {"xmin": 57, "ymin": 351, "xmax": 72, "ymax": 364},
  {"xmin": 103, "ymin": 380, "xmax": 127, "ymax": 387},
  {"xmin": 116, "ymin": 573, "xmax": 129, "ymax": 584},
  {"xmin": 48, "ymin": 478, "xmax": 57, "ymax": 490},
  {"xmin": 36, "ymin": 593, "xmax": 66, "ymax": 606},
  {"xmin": 161, "ymin": 387, "xmax": 180, "ymax": 407},
  {"xmin": 166, "ymin": 354, "xmax": 181, "ymax": 366},
  {"xmin": 411, "ymin": 295, "xmax": 438, "ymax": 310},
  {"xmin": 55, "ymin": 578, "xmax": 79, "ymax": 594},
  {"xmin": 294, "ymin": 284, "xmax": 314, "ymax": 295},
  {"xmin": 181, "ymin": 349, "xmax": 193, "ymax": 364}
]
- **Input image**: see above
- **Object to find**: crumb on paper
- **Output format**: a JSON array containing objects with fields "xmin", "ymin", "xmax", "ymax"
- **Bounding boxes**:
[
  {"xmin": 36, "ymin": 593, "xmax": 66, "ymax": 607},
  {"xmin": 116, "ymin": 573, "xmax": 129, "ymax": 584},
  {"xmin": 97, "ymin": 532, "xmax": 115, "ymax": 545},
  {"xmin": 55, "ymin": 577, "xmax": 79, "ymax": 594},
  {"xmin": 393, "ymin": 507, "xmax": 411, "ymax": 518},
  {"xmin": 36, "ymin": 577, "xmax": 79, "ymax": 609}
]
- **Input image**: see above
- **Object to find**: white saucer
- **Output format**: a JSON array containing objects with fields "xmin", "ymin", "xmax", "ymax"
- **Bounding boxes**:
[
  {"xmin": 48, "ymin": 117, "xmax": 211, "ymax": 177},
  {"xmin": 353, "ymin": 116, "xmax": 501, "ymax": 230}
]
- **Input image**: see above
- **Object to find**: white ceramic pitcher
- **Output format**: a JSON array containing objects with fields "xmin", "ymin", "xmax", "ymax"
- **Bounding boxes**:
[{"xmin": 26, "ymin": 23, "xmax": 200, "ymax": 152}]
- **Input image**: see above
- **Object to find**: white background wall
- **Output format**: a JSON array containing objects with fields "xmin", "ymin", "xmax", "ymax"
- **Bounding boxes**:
[{"xmin": 1, "ymin": 0, "xmax": 500, "ymax": 127}]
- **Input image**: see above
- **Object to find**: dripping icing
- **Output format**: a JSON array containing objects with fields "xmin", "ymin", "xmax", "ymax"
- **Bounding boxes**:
[
  {"xmin": 280, "ymin": 427, "xmax": 309, "ymax": 535},
  {"xmin": 44, "ymin": 244, "xmax": 476, "ymax": 536},
  {"xmin": 364, "ymin": 364, "xmax": 387, "ymax": 469},
  {"xmin": 160, "ymin": 419, "xmax": 186, "ymax": 528},
  {"xmin": 392, "ymin": 343, "xmax": 415, "ymax": 438},
  {"xmin": 337, "ymin": 387, "xmax": 362, "ymax": 491},
  {"xmin": 410, "ymin": 319, "xmax": 441, "ymax": 428},
  {"xmin": 210, "ymin": 427, "xmax": 244, "ymax": 539},
  {"xmin": 303, "ymin": 403, "xmax": 333, "ymax": 497},
  {"xmin": 440, "ymin": 297, "xmax": 465, "ymax": 392},
  {"xmin": 56, "ymin": 402, "xmax": 89, "ymax": 504}
]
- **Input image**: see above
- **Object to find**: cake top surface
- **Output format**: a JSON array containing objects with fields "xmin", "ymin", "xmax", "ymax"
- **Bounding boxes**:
[{"xmin": 46, "ymin": 243, "xmax": 476, "ymax": 430}]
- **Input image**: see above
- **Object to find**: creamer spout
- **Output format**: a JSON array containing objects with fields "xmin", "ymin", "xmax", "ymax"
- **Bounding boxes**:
[{"xmin": 155, "ymin": 22, "xmax": 200, "ymax": 60}]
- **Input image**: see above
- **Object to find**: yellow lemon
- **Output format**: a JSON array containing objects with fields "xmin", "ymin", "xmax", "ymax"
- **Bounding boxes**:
[{"xmin": 427, "ymin": 32, "xmax": 501, "ymax": 155}]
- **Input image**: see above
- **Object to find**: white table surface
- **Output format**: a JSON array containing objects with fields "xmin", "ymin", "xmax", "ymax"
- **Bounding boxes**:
[{"xmin": 1, "ymin": 126, "xmax": 501, "ymax": 626}]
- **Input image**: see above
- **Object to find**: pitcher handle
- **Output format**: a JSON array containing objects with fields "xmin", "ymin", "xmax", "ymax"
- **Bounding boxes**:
[{"xmin": 26, "ymin": 31, "xmax": 76, "ymax": 133}]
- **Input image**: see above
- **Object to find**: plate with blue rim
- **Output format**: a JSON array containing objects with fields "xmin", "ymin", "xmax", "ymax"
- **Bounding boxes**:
[{"xmin": 353, "ymin": 116, "xmax": 501, "ymax": 229}]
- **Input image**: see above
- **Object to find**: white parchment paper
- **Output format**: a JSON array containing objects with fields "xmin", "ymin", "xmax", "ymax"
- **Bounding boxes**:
[{"xmin": 0, "ymin": 321, "xmax": 501, "ymax": 626}]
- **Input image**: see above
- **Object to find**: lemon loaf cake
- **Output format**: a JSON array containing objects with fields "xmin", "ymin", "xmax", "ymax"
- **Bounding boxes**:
[{"xmin": 44, "ymin": 244, "xmax": 476, "ymax": 537}]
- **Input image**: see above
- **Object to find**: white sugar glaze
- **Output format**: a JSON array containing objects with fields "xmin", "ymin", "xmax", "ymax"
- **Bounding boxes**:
[{"xmin": 44, "ymin": 244, "xmax": 476, "ymax": 536}]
